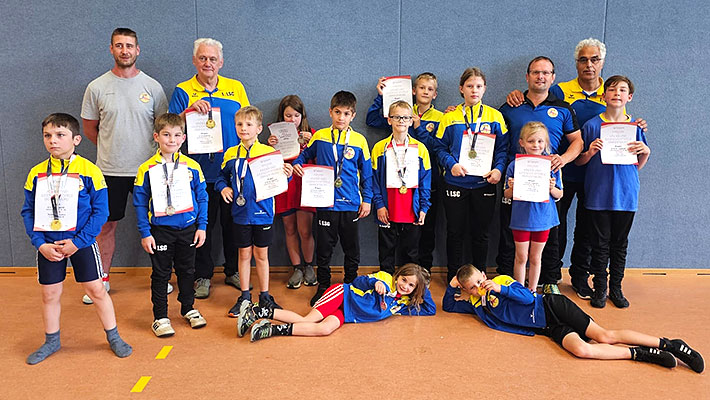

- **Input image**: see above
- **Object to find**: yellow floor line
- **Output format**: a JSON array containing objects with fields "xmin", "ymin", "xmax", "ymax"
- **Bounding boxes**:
[
  {"xmin": 130, "ymin": 376, "xmax": 151, "ymax": 393},
  {"xmin": 155, "ymin": 345, "xmax": 173, "ymax": 359}
]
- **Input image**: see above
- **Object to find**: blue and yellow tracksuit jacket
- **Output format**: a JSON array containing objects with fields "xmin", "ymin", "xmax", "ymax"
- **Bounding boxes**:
[
  {"xmin": 442, "ymin": 275, "xmax": 547, "ymax": 336},
  {"xmin": 133, "ymin": 151, "xmax": 208, "ymax": 238},
  {"xmin": 214, "ymin": 142, "xmax": 278, "ymax": 225},
  {"xmin": 371, "ymin": 134, "xmax": 431, "ymax": 226},
  {"xmin": 343, "ymin": 271, "xmax": 436, "ymax": 323},
  {"xmin": 21, "ymin": 155, "xmax": 108, "ymax": 250},
  {"xmin": 292, "ymin": 127, "xmax": 373, "ymax": 212}
]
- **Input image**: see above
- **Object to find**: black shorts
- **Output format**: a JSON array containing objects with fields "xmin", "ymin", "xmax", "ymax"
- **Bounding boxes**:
[
  {"xmin": 234, "ymin": 224, "xmax": 273, "ymax": 248},
  {"xmin": 37, "ymin": 242, "xmax": 103, "ymax": 285},
  {"xmin": 105, "ymin": 176, "xmax": 135, "ymax": 221},
  {"xmin": 535, "ymin": 294, "xmax": 592, "ymax": 345}
]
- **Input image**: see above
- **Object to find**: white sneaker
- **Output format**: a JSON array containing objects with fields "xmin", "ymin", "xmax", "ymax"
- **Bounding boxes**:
[
  {"xmin": 183, "ymin": 309, "xmax": 207, "ymax": 329},
  {"xmin": 152, "ymin": 318, "xmax": 175, "ymax": 337},
  {"xmin": 83, "ymin": 274, "xmax": 110, "ymax": 305},
  {"xmin": 167, "ymin": 282, "xmax": 174, "ymax": 294}
]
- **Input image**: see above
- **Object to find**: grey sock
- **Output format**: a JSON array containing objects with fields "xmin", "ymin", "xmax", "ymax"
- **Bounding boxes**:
[
  {"xmin": 105, "ymin": 327, "xmax": 132, "ymax": 358},
  {"xmin": 27, "ymin": 330, "xmax": 61, "ymax": 365}
]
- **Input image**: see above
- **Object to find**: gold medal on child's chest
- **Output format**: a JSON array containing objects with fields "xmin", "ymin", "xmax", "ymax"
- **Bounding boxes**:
[
  {"xmin": 206, "ymin": 119, "xmax": 216, "ymax": 129},
  {"xmin": 334, "ymin": 177, "xmax": 343, "ymax": 188},
  {"xmin": 468, "ymin": 149, "xmax": 477, "ymax": 159},
  {"xmin": 50, "ymin": 219, "xmax": 62, "ymax": 231},
  {"xmin": 399, "ymin": 185, "xmax": 408, "ymax": 195}
]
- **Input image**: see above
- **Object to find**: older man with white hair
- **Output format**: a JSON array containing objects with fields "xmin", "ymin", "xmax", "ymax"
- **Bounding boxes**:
[{"xmin": 168, "ymin": 38, "xmax": 250, "ymax": 299}]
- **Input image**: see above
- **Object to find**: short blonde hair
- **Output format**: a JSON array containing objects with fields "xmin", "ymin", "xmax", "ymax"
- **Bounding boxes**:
[
  {"xmin": 388, "ymin": 100, "xmax": 412, "ymax": 116},
  {"xmin": 235, "ymin": 106, "xmax": 263, "ymax": 124}
]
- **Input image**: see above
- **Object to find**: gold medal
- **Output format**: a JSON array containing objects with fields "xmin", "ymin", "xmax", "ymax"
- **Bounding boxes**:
[
  {"xmin": 334, "ymin": 177, "xmax": 343, "ymax": 188},
  {"xmin": 166, "ymin": 205, "xmax": 175, "ymax": 216},
  {"xmin": 51, "ymin": 219, "xmax": 62, "ymax": 231},
  {"xmin": 206, "ymin": 119, "xmax": 216, "ymax": 129},
  {"xmin": 468, "ymin": 149, "xmax": 477, "ymax": 159},
  {"xmin": 399, "ymin": 185, "xmax": 408, "ymax": 195}
]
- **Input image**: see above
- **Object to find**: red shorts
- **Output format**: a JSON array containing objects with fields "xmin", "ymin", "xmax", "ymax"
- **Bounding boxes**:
[
  {"xmin": 512, "ymin": 229, "xmax": 550, "ymax": 243},
  {"xmin": 275, "ymin": 173, "xmax": 316, "ymax": 215},
  {"xmin": 313, "ymin": 284, "xmax": 345, "ymax": 327}
]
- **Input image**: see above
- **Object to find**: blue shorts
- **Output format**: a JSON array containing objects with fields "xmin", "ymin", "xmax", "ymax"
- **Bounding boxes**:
[
  {"xmin": 37, "ymin": 242, "xmax": 102, "ymax": 285},
  {"xmin": 234, "ymin": 224, "xmax": 273, "ymax": 248}
]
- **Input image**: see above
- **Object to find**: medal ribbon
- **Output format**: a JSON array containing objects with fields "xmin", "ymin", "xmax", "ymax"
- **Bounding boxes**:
[
  {"xmin": 390, "ymin": 135, "xmax": 410, "ymax": 188},
  {"xmin": 206, "ymin": 90, "xmax": 216, "ymax": 162},
  {"xmin": 161, "ymin": 153, "xmax": 180, "ymax": 213},
  {"xmin": 46, "ymin": 155, "xmax": 74, "ymax": 222},
  {"xmin": 235, "ymin": 144, "xmax": 252, "ymax": 198},
  {"xmin": 330, "ymin": 127, "xmax": 351, "ymax": 183},
  {"xmin": 462, "ymin": 103, "xmax": 484, "ymax": 154}
]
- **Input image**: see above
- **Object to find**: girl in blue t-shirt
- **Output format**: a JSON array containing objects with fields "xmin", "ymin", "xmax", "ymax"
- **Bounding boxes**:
[{"xmin": 504, "ymin": 122, "xmax": 563, "ymax": 291}]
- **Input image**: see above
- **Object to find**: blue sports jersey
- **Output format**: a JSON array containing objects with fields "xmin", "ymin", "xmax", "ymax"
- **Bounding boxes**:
[
  {"xmin": 168, "ymin": 75, "xmax": 250, "ymax": 183},
  {"xmin": 442, "ymin": 275, "xmax": 547, "ymax": 336},
  {"xmin": 343, "ymin": 271, "xmax": 436, "ymax": 323},
  {"xmin": 292, "ymin": 127, "xmax": 373, "ymax": 212},
  {"xmin": 551, "ymin": 78, "xmax": 607, "ymax": 182},
  {"xmin": 499, "ymin": 91, "xmax": 579, "ymax": 167},
  {"xmin": 581, "ymin": 115, "xmax": 648, "ymax": 212},
  {"xmin": 506, "ymin": 159, "xmax": 562, "ymax": 231}
]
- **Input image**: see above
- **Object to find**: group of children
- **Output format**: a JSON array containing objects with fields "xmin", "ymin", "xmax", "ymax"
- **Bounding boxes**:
[{"xmin": 22, "ymin": 66, "xmax": 690, "ymax": 372}]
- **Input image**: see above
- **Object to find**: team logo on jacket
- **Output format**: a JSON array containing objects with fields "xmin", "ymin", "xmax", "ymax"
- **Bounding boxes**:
[
  {"xmin": 343, "ymin": 146, "xmax": 355, "ymax": 159},
  {"xmin": 139, "ymin": 92, "xmax": 151, "ymax": 103},
  {"xmin": 426, "ymin": 122, "xmax": 435, "ymax": 132},
  {"xmin": 480, "ymin": 123, "xmax": 491, "ymax": 134},
  {"xmin": 488, "ymin": 294, "xmax": 499, "ymax": 307},
  {"xmin": 547, "ymin": 108, "xmax": 558, "ymax": 118}
]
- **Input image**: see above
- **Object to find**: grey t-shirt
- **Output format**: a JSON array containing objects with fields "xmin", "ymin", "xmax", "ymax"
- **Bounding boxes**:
[{"xmin": 81, "ymin": 70, "xmax": 168, "ymax": 177}]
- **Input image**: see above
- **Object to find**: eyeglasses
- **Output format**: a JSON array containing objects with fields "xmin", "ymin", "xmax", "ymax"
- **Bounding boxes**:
[
  {"xmin": 197, "ymin": 56, "xmax": 219, "ymax": 64},
  {"xmin": 576, "ymin": 56, "xmax": 603, "ymax": 65},
  {"xmin": 529, "ymin": 70, "xmax": 554, "ymax": 76},
  {"xmin": 389, "ymin": 115, "xmax": 413, "ymax": 122}
]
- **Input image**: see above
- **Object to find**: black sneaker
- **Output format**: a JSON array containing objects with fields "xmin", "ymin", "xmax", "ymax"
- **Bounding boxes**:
[
  {"xmin": 590, "ymin": 288, "xmax": 607, "ymax": 308},
  {"xmin": 250, "ymin": 320, "xmax": 273, "ymax": 342},
  {"xmin": 632, "ymin": 346, "xmax": 677, "ymax": 368},
  {"xmin": 310, "ymin": 286, "xmax": 327, "ymax": 307},
  {"xmin": 608, "ymin": 287, "xmax": 630, "ymax": 308},
  {"xmin": 258, "ymin": 294, "xmax": 282, "ymax": 310},
  {"xmin": 228, "ymin": 297, "xmax": 249, "ymax": 318},
  {"xmin": 662, "ymin": 338, "xmax": 705, "ymax": 373},
  {"xmin": 571, "ymin": 276, "xmax": 593, "ymax": 300}
]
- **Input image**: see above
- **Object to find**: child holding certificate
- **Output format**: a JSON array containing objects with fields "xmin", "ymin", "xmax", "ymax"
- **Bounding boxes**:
[
  {"xmin": 443, "ymin": 265, "xmax": 704, "ymax": 373},
  {"xmin": 366, "ymin": 73, "xmax": 444, "ymax": 272},
  {"xmin": 292, "ymin": 91, "xmax": 373, "ymax": 306},
  {"xmin": 237, "ymin": 264, "xmax": 435, "ymax": 341},
  {"xmin": 371, "ymin": 101, "xmax": 432, "ymax": 274},
  {"xmin": 575, "ymin": 76, "xmax": 650, "ymax": 309},
  {"xmin": 433, "ymin": 67, "xmax": 508, "ymax": 282},
  {"xmin": 504, "ymin": 122, "xmax": 563, "ymax": 291},
  {"xmin": 217, "ymin": 106, "xmax": 293, "ymax": 317},
  {"xmin": 21, "ymin": 113, "xmax": 132, "ymax": 363},
  {"xmin": 267, "ymin": 95, "xmax": 317, "ymax": 289},
  {"xmin": 134, "ymin": 113, "xmax": 209, "ymax": 337}
]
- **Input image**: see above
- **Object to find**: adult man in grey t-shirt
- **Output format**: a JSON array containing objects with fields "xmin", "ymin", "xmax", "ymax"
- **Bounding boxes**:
[{"xmin": 81, "ymin": 28, "xmax": 168, "ymax": 304}]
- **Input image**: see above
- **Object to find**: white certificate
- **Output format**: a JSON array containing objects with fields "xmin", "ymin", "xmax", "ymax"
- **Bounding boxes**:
[
  {"xmin": 248, "ymin": 151, "xmax": 288, "ymax": 202},
  {"xmin": 300, "ymin": 164, "xmax": 334, "ymax": 208},
  {"xmin": 382, "ymin": 75, "xmax": 413, "ymax": 117},
  {"xmin": 512, "ymin": 155, "xmax": 551, "ymax": 203},
  {"xmin": 386, "ymin": 144, "xmax": 419, "ymax": 188},
  {"xmin": 268, "ymin": 122, "xmax": 300, "ymax": 160},
  {"xmin": 458, "ymin": 132, "xmax": 496, "ymax": 177},
  {"xmin": 148, "ymin": 162, "xmax": 194, "ymax": 216},
  {"xmin": 600, "ymin": 122, "xmax": 638, "ymax": 165},
  {"xmin": 186, "ymin": 108, "xmax": 224, "ymax": 154},
  {"xmin": 33, "ymin": 173, "xmax": 80, "ymax": 231}
]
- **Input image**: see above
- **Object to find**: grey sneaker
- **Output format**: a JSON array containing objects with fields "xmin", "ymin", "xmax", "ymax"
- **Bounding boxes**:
[
  {"xmin": 225, "ymin": 273, "xmax": 253, "ymax": 290},
  {"xmin": 303, "ymin": 264, "xmax": 317, "ymax": 286},
  {"xmin": 250, "ymin": 319, "xmax": 273, "ymax": 342},
  {"xmin": 194, "ymin": 278, "xmax": 211, "ymax": 299},
  {"xmin": 287, "ymin": 268, "xmax": 303, "ymax": 289},
  {"xmin": 237, "ymin": 301, "xmax": 258, "ymax": 337}
]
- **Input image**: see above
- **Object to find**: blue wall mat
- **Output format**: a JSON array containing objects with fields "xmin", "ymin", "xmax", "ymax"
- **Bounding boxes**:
[{"xmin": 0, "ymin": 0, "xmax": 708, "ymax": 268}]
